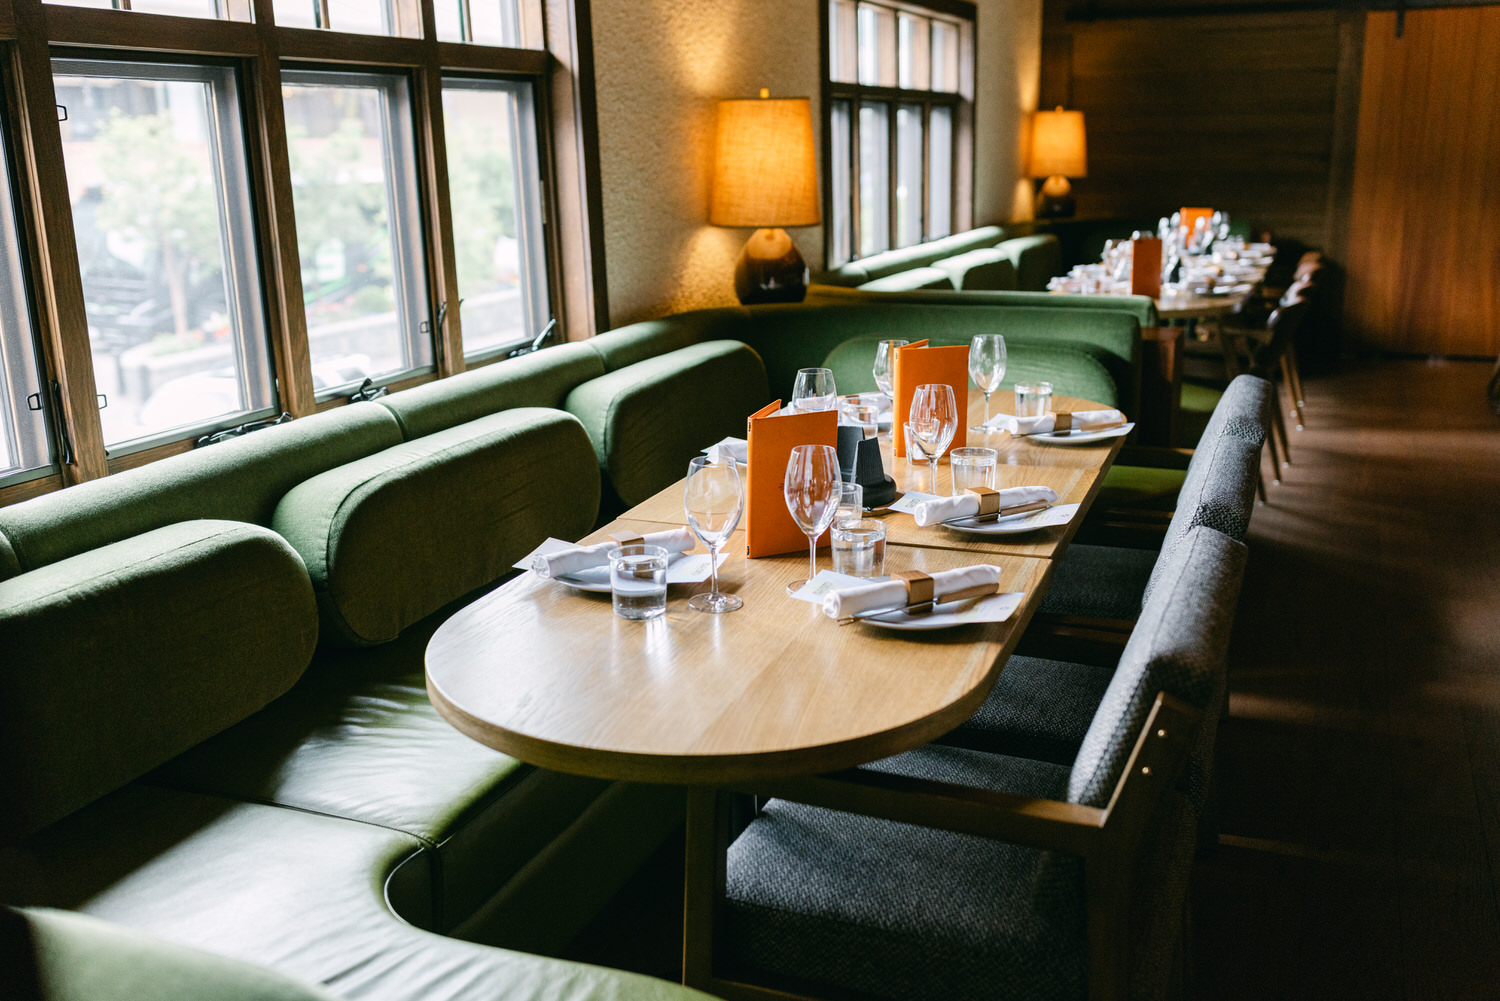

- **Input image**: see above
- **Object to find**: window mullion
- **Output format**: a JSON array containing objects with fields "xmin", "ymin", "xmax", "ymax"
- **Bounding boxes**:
[
  {"xmin": 10, "ymin": 0, "xmax": 107, "ymax": 482},
  {"xmin": 413, "ymin": 43, "xmax": 465, "ymax": 375},
  {"xmin": 850, "ymin": 98, "xmax": 862, "ymax": 263},
  {"xmin": 247, "ymin": 0, "xmax": 318, "ymax": 416}
]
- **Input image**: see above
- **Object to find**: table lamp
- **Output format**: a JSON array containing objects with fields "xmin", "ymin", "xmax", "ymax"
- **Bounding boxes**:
[
  {"xmin": 1030, "ymin": 107, "xmax": 1087, "ymax": 219},
  {"xmin": 711, "ymin": 90, "xmax": 820, "ymax": 304}
]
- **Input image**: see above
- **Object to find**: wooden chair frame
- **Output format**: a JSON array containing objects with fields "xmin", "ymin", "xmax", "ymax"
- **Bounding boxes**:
[{"xmin": 683, "ymin": 692, "xmax": 1203, "ymax": 1001}]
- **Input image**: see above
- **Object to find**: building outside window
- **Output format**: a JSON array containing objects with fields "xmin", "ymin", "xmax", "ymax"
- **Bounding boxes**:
[{"xmin": 825, "ymin": 0, "xmax": 975, "ymax": 268}]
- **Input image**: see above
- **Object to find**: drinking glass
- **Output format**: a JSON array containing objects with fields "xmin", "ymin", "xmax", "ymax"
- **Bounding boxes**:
[
  {"xmin": 836, "ymin": 481, "xmax": 864, "ymax": 525},
  {"xmin": 1014, "ymin": 381, "xmax": 1053, "ymax": 419},
  {"xmin": 609, "ymin": 545, "xmax": 668, "ymax": 620},
  {"xmin": 831, "ymin": 519, "xmax": 886, "ymax": 577},
  {"xmin": 949, "ymin": 447, "xmax": 997, "ymax": 496},
  {"xmin": 792, "ymin": 368, "xmax": 837, "ymax": 413},
  {"xmin": 907, "ymin": 383, "xmax": 958, "ymax": 485},
  {"xmin": 783, "ymin": 444, "xmax": 842, "ymax": 595},
  {"xmin": 968, "ymin": 334, "xmax": 1007, "ymax": 431},
  {"xmin": 838, "ymin": 396, "xmax": 880, "ymax": 438},
  {"xmin": 683, "ymin": 456, "xmax": 744, "ymax": 613},
  {"xmin": 872, "ymin": 339, "xmax": 909, "ymax": 401}
]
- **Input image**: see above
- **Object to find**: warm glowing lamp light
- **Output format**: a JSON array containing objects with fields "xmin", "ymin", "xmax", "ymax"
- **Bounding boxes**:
[
  {"xmin": 711, "ymin": 90, "xmax": 820, "ymax": 304},
  {"xmin": 1029, "ymin": 107, "xmax": 1087, "ymax": 219}
]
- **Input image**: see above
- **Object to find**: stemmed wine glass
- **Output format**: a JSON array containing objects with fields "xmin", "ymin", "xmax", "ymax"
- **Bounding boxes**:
[
  {"xmin": 968, "ymin": 334, "xmax": 1007, "ymax": 432},
  {"xmin": 871, "ymin": 340, "xmax": 908, "ymax": 439},
  {"xmin": 783, "ymin": 444, "xmax": 841, "ymax": 595},
  {"xmin": 792, "ymin": 368, "xmax": 837, "ymax": 412},
  {"xmin": 906, "ymin": 383, "xmax": 958, "ymax": 491},
  {"xmin": 683, "ymin": 456, "xmax": 744, "ymax": 613}
]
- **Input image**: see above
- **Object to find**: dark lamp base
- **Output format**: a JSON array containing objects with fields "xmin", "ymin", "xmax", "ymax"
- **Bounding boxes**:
[
  {"xmin": 1035, "ymin": 175, "xmax": 1077, "ymax": 219},
  {"xmin": 734, "ymin": 228, "xmax": 809, "ymax": 305}
]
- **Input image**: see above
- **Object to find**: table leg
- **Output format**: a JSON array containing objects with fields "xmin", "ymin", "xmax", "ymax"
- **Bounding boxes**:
[
  {"xmin": 1138, "ymin": 326, "xmax": 1183, "ymax": 448},
  {"xmin": 683, "ymin": 787, "xmax": 728, "ymax": 989}
]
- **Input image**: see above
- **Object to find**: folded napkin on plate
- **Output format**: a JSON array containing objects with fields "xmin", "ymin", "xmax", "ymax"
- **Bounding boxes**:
[
  {"xmin": 984, "ymin": 408, "xmax": 1126, "ymax": 436},
  {"xmin": 911, "ymin": 485, "xmax": 1058, "ymax": 527},
  {"xmin": 532, "ymin": 527, "xmax": 697, "ymax": 578},
  {"xmin": 703, "ymin": 437, "xmax": 749, "ymax": 464},
  {"xmin": 822, "ymin": 564, "xmax": 1003, "ymax": 620}
]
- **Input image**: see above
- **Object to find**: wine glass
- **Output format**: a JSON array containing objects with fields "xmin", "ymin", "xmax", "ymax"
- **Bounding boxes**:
[
  {"xmin": 872, "ymin": 339, "xmax": 909, "ymax": 401},
  {"xmin": 907, "ymin": 383, "xmax": 958, "ymax": 487},
  {"xmin": 783, "ymin": 444, "xmax": 841, "ymax": 595},
  {"xmin": 792, "ymin": 368, "xmax": 837, "ymax": 412},
  {"xmin": 683, "ymin": 456, "xmax": 744, "ymax": 613},
  {"xmin": 968, "ymin": 334, "xmax": 1007, "ymax": 431}
]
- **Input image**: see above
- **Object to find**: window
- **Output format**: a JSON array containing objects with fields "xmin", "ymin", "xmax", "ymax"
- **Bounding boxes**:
[
  {"xmin": 825, "ymin": 0, "xmax": 974, "ymax": 267},
  {"xmin": 49, "ymin": 0, "xmax": 222, "ymax": 13},
  {"xmin": 435, "ymin": 1, "xmax": 524, "ymax": 46},
  {"xmin": 270, "ymin": 0, "xmax": 389, "ymax": 33},
  {"xmin": 442, "ymin": 78, "xmax": 548, "ymax": 358},
  {"xmin": 55, "ymin": 59, "xmax": 274, "ymax": 449},
  {"xmin": 0, "ymin": 123, "xmax": 51, "ymax": 484},
  {"xmin": 283, "ymin": 71, "xmax": 431, "ymax": 394}
]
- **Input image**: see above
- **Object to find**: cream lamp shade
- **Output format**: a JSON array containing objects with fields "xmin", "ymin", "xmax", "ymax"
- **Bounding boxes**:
[
  {"xmin": 710, "ymin": 95, "xmax": 820, "ymax": 228},
  {"xmin": 1029, "ymin": 107, "xmax": 1088, "ymax": 179}
]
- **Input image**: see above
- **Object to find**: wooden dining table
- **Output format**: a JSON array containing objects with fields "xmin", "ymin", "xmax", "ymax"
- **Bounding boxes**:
[{"xmin": 424, "ymin": 385, "xmax": 1128, "ymax": 990}]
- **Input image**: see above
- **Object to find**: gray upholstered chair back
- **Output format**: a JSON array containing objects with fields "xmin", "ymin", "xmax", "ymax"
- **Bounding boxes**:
[{"xmin": 1067, "ymin": 525, "xmax": 1248, "ymax": 808}]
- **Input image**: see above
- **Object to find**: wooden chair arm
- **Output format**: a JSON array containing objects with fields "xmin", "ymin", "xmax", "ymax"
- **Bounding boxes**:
[{"xmin": 1115, "ymin": 445, "xmax": 1194, "ymax": 470}]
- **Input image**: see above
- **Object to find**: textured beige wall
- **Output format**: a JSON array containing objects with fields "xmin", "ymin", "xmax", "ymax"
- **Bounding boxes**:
[{"xmin": 590, "ymin": 0, "xmax": 1041, "ymax": 327}]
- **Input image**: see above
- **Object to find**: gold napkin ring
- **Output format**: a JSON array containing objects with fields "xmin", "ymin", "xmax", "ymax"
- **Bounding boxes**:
[
  {"xmin": 965, "ymin": 486, "xmax": 1002, "ymax": 522},
  {"xmin": 608, "ymin": 533, "xmax": 645, "ymax": 549},
  {"xmin": 895, "ymin": 570, "xmax": 935, "ymax": 614},
  {"xmin": 1053, "ymin": 411, "xmax": 1073, "ymax": 432}
]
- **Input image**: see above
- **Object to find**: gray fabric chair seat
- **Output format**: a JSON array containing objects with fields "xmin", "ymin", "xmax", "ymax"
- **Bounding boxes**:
[
  {"xmin": 725, "ymin": 745, "xmax": 1086, "ymax": 1001},
  {"xmin": 938, "ymin": 655, "xmax": 1114, "ymax": 764},
  {"xmin": 1036, "ymin": 544, "xmax": 1157, "ymax": 622},
  {"xmin": 1, "ymin": 784, "xmax": 709, "ymax": 1001}
]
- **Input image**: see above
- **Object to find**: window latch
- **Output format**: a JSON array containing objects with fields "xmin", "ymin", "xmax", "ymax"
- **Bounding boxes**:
[
  {"xmin": 507, "ymin": 317, "xmax": 558, "ymax": 359},
  {"xmin": 196, "ymin": 411, "xmax": 293, "ymax": 448},
  {"xmin": 26, "ymin": 392, "xmax": 42, "ymax": 411},
  {"xmin": 97, "ymin": 394, "xmax": 107, "ymax": 410},
  {"xmin": 56, "ymin": 105, "xmax": 68, "ymax": 123},
  {"xmin": 348, "ymin": 377, "xmax": 388, "ymax": 403},
  {"xmin": 49, "ymin": 381, "xmax": 74, "ymax": 466}
]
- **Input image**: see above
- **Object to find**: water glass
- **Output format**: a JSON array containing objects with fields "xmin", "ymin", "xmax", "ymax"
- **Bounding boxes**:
[
  {"xmin": 949, "ymin": 447, "xmax": 997, "ymax": 496},
  {"xmin": 839, "ymin": 396, "xmax": 880, "ymax": 438},
  {"xmin": 831, "ymin": 519, "xmax": 886, "ymax": 578},
  {"xmin": 1014, "ymin": 381, "xmax": 1053, "ymax": 419},
  {"xmin": 836, "ymin": 481, "xmax": 864, "ymax": 525},
  {"xmin": 609, "ymin": 544, "xmax": 668, "ymax": 620},
  {"xmin": 792, "ymin": 368, "xmax": 838, "ymax": 413}
]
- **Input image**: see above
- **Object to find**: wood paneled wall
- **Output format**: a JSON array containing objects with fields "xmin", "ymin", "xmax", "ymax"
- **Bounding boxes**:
[
  {"xmin": 1344, "ymin": 9, "xmax": 1500, "ymax": 357},
  {"xmin": 1040, "ymin": 6, "xmax": 1363, "ymax": 253}
]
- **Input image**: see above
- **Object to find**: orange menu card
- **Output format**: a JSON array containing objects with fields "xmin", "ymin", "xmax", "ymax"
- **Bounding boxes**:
[
  {"xmin": 1179, "ymin": 207, "xmax": 1214, "ymax": 242},
  {"xmin": 1130, "ymin": 237, "xmax": 1162, "ymax": 298},
  {"xmin": 744, "ymin": 400, "xmax": 839, "ymax": 558},
  {"xmin": 891, "ymin": 339, "xmax": 969, "ymax": 459}
]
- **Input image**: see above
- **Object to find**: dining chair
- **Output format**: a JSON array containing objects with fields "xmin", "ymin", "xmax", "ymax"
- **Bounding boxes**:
[{"xmin": 692, "ymin": 524, "xmax": 1249, "ymax": 1001}]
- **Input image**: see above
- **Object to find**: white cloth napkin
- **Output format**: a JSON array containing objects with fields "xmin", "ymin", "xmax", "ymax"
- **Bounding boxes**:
[
  {"xmin": 910, "ymin": 485, "xmax": 1058, "ymax": 527},
  {"xmin": 532, "ymin": 527, "xmax": 697, "ymax": 578},
  {"xmin": 822, "ymin": 564, "xmax": 1004, "ymax": 620},
  {"xmin": 983, "ymin": 408, "xmax": 1125, "ymax": 436},
  {"xmin": 703, "ymin": 437, "xmax": 748, "ymax": 464}
]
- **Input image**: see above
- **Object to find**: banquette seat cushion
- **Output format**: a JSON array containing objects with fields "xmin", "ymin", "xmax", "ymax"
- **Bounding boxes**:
[
  {"xmin": 0, "ymin": 520, "xmax": 317, "ymax": 838},
  {"xmin": 931, "ymin": 247, "xmax": 1018, "ymax": 291},
  {"xmin": 857, "ymin": 267, "xmax": 955, "ymax": 291}
]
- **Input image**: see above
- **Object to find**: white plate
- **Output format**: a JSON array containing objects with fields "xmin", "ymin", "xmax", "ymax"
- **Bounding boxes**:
[
  {"xmin": 555, "ymin": 551, "xmax": 695, "ymax": 592},
  {"xmin": 858, "ymin": 591, "xmax": 1025, "ymax": 630},
  {"xmin": 1030, "ymin": 422, "xmax": 1134, "ymax": 446},
  {"xmin": 938, "ymin": 503, "xmax": 1079, "ymax": 535}
]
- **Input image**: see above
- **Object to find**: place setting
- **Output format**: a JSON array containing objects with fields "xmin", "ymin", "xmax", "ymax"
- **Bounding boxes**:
[{"xmin": 973, "ymin": 380, "xmax": 1134, "ymax": 446}]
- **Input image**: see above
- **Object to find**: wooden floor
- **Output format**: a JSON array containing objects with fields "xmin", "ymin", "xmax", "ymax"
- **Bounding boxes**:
[
  {"xmin": 1197, "ymin": 357, "xmax": 1500, "ymax": 998},
  {"xmin": 566, "ymin": 358, "xmax": 1500, "ymax": 997}
]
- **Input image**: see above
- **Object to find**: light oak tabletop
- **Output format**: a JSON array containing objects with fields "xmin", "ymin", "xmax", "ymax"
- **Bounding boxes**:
[{"xmin": 427, "ymin": 517, "xmax": 1055, "ymax": 785}]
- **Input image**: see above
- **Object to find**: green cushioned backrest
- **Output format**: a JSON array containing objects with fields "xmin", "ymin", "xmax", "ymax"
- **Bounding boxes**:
[
  {"xmin": 0, "ymin": 521, "xmax": 317, "ymax": 836},
  {"xmin": 931, "ymin": 248, "xmax": 1018, "ymax": 291},
  {"xmin": 813, "ymin": 226, "xmax": 1008, "ymax": 285},
  {"xmin": 589, "ymin": 309, "xmax": 754, "ymax": 371},
  {"xmin": 997, "ymin": 234, "xmax": 1063, "ymax": 291},
  {"xmin": 11, "ymin": 907, "xmax": 341, "ymax": 1001},
  {"xmin": 565, "ymin": 340, "xmax": 770, "ymax": 510},
  {"xmin": 1068, "ymin": 525, "xmax": 1247, "ymax": 808},
  {"xmin": 274, "ymin": 408, "xmax": 600, "ymax": 647},
  {"xmin": 0, "ymin": 528, "xmax": 18, "ymax": 583},
  {"xmin": 0, "ymin": 405, "xmax": 402, "ymax": 572},
  {"xmin": 821, "ymin": 335, "xmax": 1119, "ymax": 409},
  {"xmin": 857, "ymin": 267, "xmax": 955, "ymax": 292},
  {"xmin": 741, "ymin": 302, "xmax": 1136, "ymax": 414},
  {"xmin": 377, "ymin": 342, "xmax": 606, "ymax": 440}
]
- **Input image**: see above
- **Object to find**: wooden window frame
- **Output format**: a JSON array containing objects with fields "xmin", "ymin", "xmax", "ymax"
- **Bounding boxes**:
[
  {"xmin": 0, "ymin": 0, "xmax": 606, "ymax": 507},
  {"xmin": 821, "ymin": 0, "xmax": 975, "ymax": 269}
]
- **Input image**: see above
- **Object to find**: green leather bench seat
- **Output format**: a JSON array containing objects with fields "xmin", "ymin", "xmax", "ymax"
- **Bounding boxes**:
[
  {"xmin": 819, "ymin": 333, "xmax": 1121, "ymax": 412},
  {"xmin": 997, "ymin": 234, "xmax": 1063, "ymax": 292},
  {"xmin": 377, "ymin": 342, "xmax": 607, "ymax": 440},
  {"xmin": 0, "ymin": 521, "xmax": 317, "ymax": 838},
  {"xmin": 8, "ymin": 907, "xmax": 341, "ymax": 1001},
  {"xmin": 1093, "ymin": 463, "xmax": 1190, "ymax": 513},
  {"xmin": 0, "ymin": 404, "xmax": 402, "ymax": 571},
  {"xmin": 931, "ymin": 247, "xmax": 1017, "ymax": 291},
  {"xmin": 272, "ymin": 407, "xmax": 599, "ymax": 647},
  {"xmin": 806, "ymin": 283, "xmax": 1161, "ymax": 328},
  {"xmin": 0, "ymin": 526, "xmax": 19, "ymax": 582},
  {"xmin": 566, "ymin": 340, "xmax": 770, "ymax": 510},
  {"xmin": 814, "ymin": 226, "xmax": 1007, "ymax": 286},
  {"xmin": 1, "ymin": 785, "xmax": 710, "ymax": 1001},
  {"xmin": 586, "ymin": 310, "xmax": 754, "ymax": 372},
  {"xmin": 857, "ymin": 267, "xmax": 954, "ymax": 291}
]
